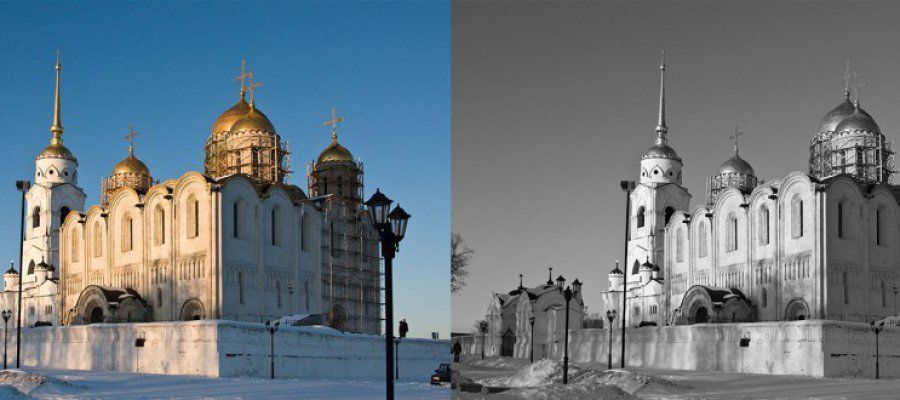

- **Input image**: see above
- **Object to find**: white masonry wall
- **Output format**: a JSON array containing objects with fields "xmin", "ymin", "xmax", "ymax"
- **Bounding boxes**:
[{"xmin": 11, "ymin": 320, "xmax": 449, "ymax": 380}]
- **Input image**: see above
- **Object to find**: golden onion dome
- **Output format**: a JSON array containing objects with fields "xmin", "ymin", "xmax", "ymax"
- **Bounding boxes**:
[
  {"xmin": 718, "ymin": 153, "xmax": 755, "ymax": 177},
  {"xmin": 317, "ymin": 136, "xmax": 355, "ymax": 164},
  {"xmin": 819, "ymin": 97, "xmax": 856, "ymax": 133},
  {"xmin": 230, "ymin": 105, "xmax": 275, "ymax": 133},
  {"xmin": 36, "ymin": 142, "xmax": 75, "ymax": 161},
  {"xmin": 211, "ymin": 97, "xmax": 251, "ymax": 135},
  {"xmin": 113, "ymin": 152, "xmax": 151, "ymax": 176},
  {"xmin": 834, "ymin": 106, "xmax": 880, "ymax": 134}
]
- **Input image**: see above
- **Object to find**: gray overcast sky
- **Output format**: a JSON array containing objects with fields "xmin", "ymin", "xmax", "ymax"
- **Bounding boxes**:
[{"xmin": 451, "ymin": 1, "xmax": 900, "ymax": 331}]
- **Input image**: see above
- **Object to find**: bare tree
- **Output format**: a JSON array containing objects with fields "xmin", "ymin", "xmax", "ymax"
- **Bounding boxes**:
[{"xmin": 451, "ymin": 232, "xmax": 473, "ymax": 294}]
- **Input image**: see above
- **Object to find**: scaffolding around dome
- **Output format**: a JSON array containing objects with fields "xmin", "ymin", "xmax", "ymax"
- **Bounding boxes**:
[
  {"xmin": 205, "ymin": 131, "xmax": 292, "ymax": 185},
  {"xmin": 808, "ymin": 130, "xmax": 894, "ymax": 183}
]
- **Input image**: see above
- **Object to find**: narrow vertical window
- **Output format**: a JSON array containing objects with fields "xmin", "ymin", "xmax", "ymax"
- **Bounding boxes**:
[
  {"xmin": 636, "ymin": 206, "xmax": 646, "ymax": 228},
  {"xmin": 791, "ymin": 195, "xmax": 804, "ymax": 238},
  {"xmin": 876, "ymin": 208, "xmax": 883, "ymax": 246},
  {"xmin": 277, "ymin": 282, "xmax": 282, "ymax": 307},
  {"xmin": 93, "ymin": 222, "xmax": 102, "ymax": 258},
  {"xmin": 193, "ymin": 199, "xmax": 200, "ymax": 238},
  {"xmin": 238, "ymin": 271, "xmax": 244, "ymax": 304},
  {"xmin": 157, "ymin": 287, "xmax": 163, "ymax": 306},
  {"xmin": 759, "ymin": 207, "xmax": 770, "ymax": 245},
  {"xmin": 271, "ymin": 208, "xmax": 278, "ymax": 246},
  {"xmin": 843, "ymin": 272, "xmax": 849, "ymax": 304},
  {"xmin": 882, "ymin": 281, "xmax": 887, "ymax": 308},
  {"xmin": 32, "ymin": 206, "xmax": 41, "ymax": 228},
  {"xmin": 155, "ymin": 206, "xmax": 166, "ymax": 245},
  {"xmin": 233, "ymin": 201, "xmax": 240, "ymax": 239},
  {"xmin": 837, "ymin": 202, "xmax": 844, "ymax": 239},
  {"xmin": 761, "ymin": 287, "xmax": 767, "ymax": 308},
  {"xmin": 71, "ymin": 232, "xmax": 80, "ymax": 262},
  {"xmin": 698, "ymin": 221, "xmax": 708, "ymax": 258},
  {"xmin": 676, "ymin": 228, "xmax": 685, "ymax": 262},
  {"xmin": 122, "ymin": 215, "xmax": 134, "ymax": 252},
  {"xmin": 301, "ymin": 212, "xmax": 311, "ymax": 252}
]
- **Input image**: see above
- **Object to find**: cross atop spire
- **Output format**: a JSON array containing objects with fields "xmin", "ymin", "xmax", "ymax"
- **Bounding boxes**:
[
  {"xmin": 730, "ymin": 125, "xmax": 743, "ymax": 154},
  {"xmin": 323, "ymin": 107, "xmax": 345, "ymax": 141},
  {"xmin": 124, "ymin": 124, "xmax": 140, "ymax": 156},
  {"xmin": 655, "ymin": 50, "xmax": 668, "ymax": 141},
  {"xmin": 518, "ymin": 274, "xmax": 524, "ymax": 290},
  {"xmin": 546, "ymin": 267, "xmax": 553, "ymax": 286},
  {"xmin": 246, "ymin": 71, "xmax": 263, "ymax": 107},
  {"xmin": 235, "ymin": 59, "xmax": 250, "ymax": 101},
  {"xmin": 842, "ymin": 60, "xmax": 852, "ymax": 99},
  {"xmin": 50, "ymin": 50, "xmax": 64, "ymax": 144}
]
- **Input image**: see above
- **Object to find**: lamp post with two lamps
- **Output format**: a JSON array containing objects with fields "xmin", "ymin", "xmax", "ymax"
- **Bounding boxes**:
[
  {"xmin": 364, "ymin": 189, "xmax": 411, "ymax": 400},
  {"xmin": 265, "ymin": 320, "xmax": 280, "ymax": 379},
  {"xmin": 555, "ymin": 275, "xmax": 581, "ymax": 384},
  {"xmin": 15, "ymin": 180, "xmax": 30, "ymax": 368},
  {"xmin": 1, "ymin": 309, "xmax": 11, "ymax": 369}
]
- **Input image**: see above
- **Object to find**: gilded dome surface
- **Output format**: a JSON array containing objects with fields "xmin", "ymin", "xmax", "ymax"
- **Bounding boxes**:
[
  {"xmin": 818, "ymin": 97, "xmax": 856, "ymax": 133},
  {"xmin": 642, "ymin": 143, "xmax": 681, "ymax": 161},
  {"xmin": 718, "ymin": 153, "xmax": 755, "ymax": 176},
  {"xmin": 37, "ymin": 143, "xmax": 75, "ymax": 160},
  {"xmin": 211, "ymin": 98, "xmax": 250, "ymax": 134},
  {"xmin": 230, "ymin": 106, "xmax": 275, "ymax": 133},
  {"xmin": 113, "ymin": 154, "xmax": 151, "ymax": 176},
  {"xmin": 834, "ymin": 108, "xmax": 880, "ymax": 133},
  {"xmin": 317, "ymin": 139, "xmax": 355, "ymax": 164}
]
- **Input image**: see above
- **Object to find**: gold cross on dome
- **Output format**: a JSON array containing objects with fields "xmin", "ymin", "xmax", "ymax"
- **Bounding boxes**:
[
  {"xmin": 729, "ymin": 125, "xmax": 743, "ymax": 153},
  {"xmin": 246, "ymin": 72, "xmax": 263, "ymax": 105},
  {"xmin": 323, "ymin": 107, "xmax": 345, "ymax": 140},
  {"xmin": 235, "ymin": 59, "xmax": 250, "ymax": 98},
  {"xmin": 124, "ymin": 124, "xmax": 140, "ymax": 154}
]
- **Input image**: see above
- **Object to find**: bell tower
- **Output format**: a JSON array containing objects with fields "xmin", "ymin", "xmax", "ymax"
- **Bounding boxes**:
[{"xmin": 25, "ymin": 52, "xmax": 86, "ymax": 285}]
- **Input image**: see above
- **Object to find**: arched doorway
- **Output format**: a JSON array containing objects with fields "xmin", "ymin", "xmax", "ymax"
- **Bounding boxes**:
[
  {"xmin": 785, "ymin": 298, "xmax": 810, "ymax": 321},
  {"xmin": 694, "ymin": 306, "xmax": 709, "ymax": 323},
  {"xmin": 328, "ymin": 304, "xmax": 348, "ymax": 332},
  {"xmin": 88, "ymin": 306, "xmax": 104, "ymax": 324},
  {"xmin": 179, "ymin": 298, "xmax": 205, "ymax": 321},
  {"xmin": 500, "ymin": 329, "xmax": 515, "ymax": 357}
]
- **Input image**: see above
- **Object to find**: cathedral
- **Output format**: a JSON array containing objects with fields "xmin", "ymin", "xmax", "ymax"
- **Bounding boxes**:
[
  {"xmin": 602, "ymin": 59, "xmax": 899, "ymax": 328},
  {"xmin": 3, "ymin": 56, "xmax": 384, "ymax": 334}
]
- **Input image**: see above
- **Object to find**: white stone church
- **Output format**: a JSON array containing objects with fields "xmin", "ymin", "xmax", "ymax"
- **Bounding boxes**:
[
  {"xmin": 603, "ymin": 60, "xmax": 899, "ymax": 328},
  {"xmin": 2, "ymin": 57, "xmax": 385, "ymax": 334}
]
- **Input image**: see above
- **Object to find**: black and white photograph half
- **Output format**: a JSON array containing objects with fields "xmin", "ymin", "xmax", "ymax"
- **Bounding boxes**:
[{"xmin": 451, "ymin": 2, "xmax": 900, "ymax": 399}]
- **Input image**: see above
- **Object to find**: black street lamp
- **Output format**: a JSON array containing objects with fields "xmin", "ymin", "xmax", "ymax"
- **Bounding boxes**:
[
  {"xmin": 1, "ymin": 309, "xmax": 10, "ymax": 369},
  {"xmin": 871, "ymin": 320, "xmax": 883, "ymax": 379},
  {"xmin": 619, "ymin": 180, "xmax": 634, "ymax": 368},
  {"xmin": 265, "ymin": 320, "xmax": 280, "ymax": 379},
  {"xmin": 529, "ymin": 315, "xmax": 535, "ymax": 363},
  {"xmin": 556, "ymin": 275, "xmax": 581, "ymax": 385},
  {"xmin": 14, "ymin": 180, "xmax": 30, "ymax": 368},
  {"xmin": 606, "ymin": 309, "xmax": 617, "ymax": 369},
  {"xmin": 365, "ymin": 189, "xmax": 410, "ymax": 400},
  {"xmin": 479, "ymin": 320, "xmax": 488, "ymax": 360}
]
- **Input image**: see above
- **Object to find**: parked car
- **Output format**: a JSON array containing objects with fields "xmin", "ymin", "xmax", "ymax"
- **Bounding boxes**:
[{"xmin": 430, "ymin": 363, "xmax": 451, "ymax": 385}]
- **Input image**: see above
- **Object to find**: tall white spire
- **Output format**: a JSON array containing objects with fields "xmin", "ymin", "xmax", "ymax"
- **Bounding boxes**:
[{"xmin": 655, "ymin": 51, "xmax": 667, "ymax": 141}]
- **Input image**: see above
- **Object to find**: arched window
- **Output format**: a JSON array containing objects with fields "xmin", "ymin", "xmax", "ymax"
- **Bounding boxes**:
[
  {"xmin": 759, "ymin": 206, "xmax": 770, "ymax": 245},
  {"xmin": 27, "ymin": 260, "xmax": 35, "ymax": 275},
  {"xmin": 60, "ymin": 206, "xmax": 70, "ymax": 226},
  {"xmin": 761, "ymin": 287, "xmax": 768, "ymax": 308},
  {"xmin": 232, "ymin": 200, "xmax": 241, "ymax": 239},
  {"xmin": 154, "ymin": 206, "xmax": 166, "ymax": 245},
  {"xmin": 726, "ymin": 213, "xmax": 738, "ymax": 252},
  {"xmin": 664, "ymin": 206, "xmax": 675, "ymax": 225},
  {"xmin": 837, "ymin": 202, "xmax": 844, "ymax": 239},
  {"xmin": 122, "ymin": 215, "xmax": 133, "ymax": 252},
  {"xmin": 876, "ymin": 207, "xmax": 883, "ymax": 246},
  {"xmin": 93, "ymin": 221, "xmax": 102, "ymax": 258},
  {"xmin": 71, "ymin": 231, "xmax": 80, "ymax": 262},
  {"xmin": 676, "ymin": 228, "xmax": 685, "ymax": 262},
  {"xmin": 271, "ymin": 207, "xmax": 280, "ymax": 246},
  {"xmin": 187, "ymin": 196, "xmax": 199, "ymax": 239},
  {"xmin": 636, "ymin": 206, "xmax": 646, "ymax": 228},
  {"xmin": 842, "ymin": 272, "xmax": 849, "ymax": 304},
  {"xmin": 791, "ymin": 195, "xmax": 804, "ymax": 238},
  {"xmin": 32, "ymin": 206, "xmax": 41, "ymax": 229},
  {"xmin": 698, "ymin": 221, "xmax": 708, "ymax": 258},
  {"xmin": 301, "ymin": 211, "xmax": 312, "ymax": 252},
  {"xmin": 193, "ymin": 198, "xmax": 200, "ymax": 238},
  {"xmin": 632, "ymin": 260, "xmax": 641, "ymax": 275}
]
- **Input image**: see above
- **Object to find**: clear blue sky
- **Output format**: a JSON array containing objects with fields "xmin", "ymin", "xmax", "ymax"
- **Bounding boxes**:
[{"xmin": 0, "ymin": 2, "xmax": 449, "ymax": 338}]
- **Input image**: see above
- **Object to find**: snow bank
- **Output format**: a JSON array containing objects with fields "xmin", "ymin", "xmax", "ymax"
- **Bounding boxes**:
[
  {"xmin": 478, "ymin": 359, "xmax": 565, "ymax": 388},
  {"xmin": 0, "ymin": 369, "xmax": 83, "ymax": 398}
]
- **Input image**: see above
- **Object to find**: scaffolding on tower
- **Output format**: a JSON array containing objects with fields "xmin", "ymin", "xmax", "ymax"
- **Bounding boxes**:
[{"xmin": 809, "ymin": 130, "xmax": 894, "ymax": 184}]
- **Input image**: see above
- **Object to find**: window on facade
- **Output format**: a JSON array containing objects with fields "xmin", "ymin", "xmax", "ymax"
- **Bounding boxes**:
[
  {"xmin": 837, "ymin": 202, "xmax": 844, "ymax": 239},
  {"xmin": 60, "ymin": 206, "xmax": 70, "ymax": 226},
  {"xmin": 301, "ymin": 212, "xmax": 312, "ymax": 252},
  {"xmin": 71, "ymin": 232, "xmax": 80, "ymax": 262},
  {"xmin": 93, "ymin": 222, "xmax": 102, "ymax": 258},
  {"xmin": 232, "ymin": 201, "xmax": 240, "ymax": 239},
  {"xmin": 882, "ymin": 281, "xmax": 887, "ymax": 308},
  {"xmin": 843, "ymin": 272, "xmax": 849, "ymax": 304},
  {"xmin": 726, "ymin": 214, "xmax": 738, "ymax": 252},
  {"xmin": 157, "ymin": 287, "xmax": 163, "ymax": 307},
  {"xmin": 636, "ymin": 206, "xmax": 646, "ymax": 228},
  {"xmin": 650, "ymin": 305, "xmax": 658, "ymax": 315},
  {"xmin": 664, "ymin": 206, "xmax": 675, "ymax": 225},
  {"xmin": 633, "ymin": 306, "xmax": 640, "ymax": 316},
  {"xmin": 761, "ymin": 287, "xmax": 767, "ymax": 308},
  {"xmin": 698, "ymin": 221, "xmax": 708, "ymax": 258},
  {"xmin": 192, "ymin": 199, "xmax": 200, "ymax": 238},
  {"xmin": 759, "ymin": 207, "xmax": 770, "ymax": 245},
  {"xmin": 28, "ymin": 306, "xmax": 34, "ymax": 316},
  {"xmin": 791, "ymin": 195, "xmax": 804, "ymax": 238},
  {"xmin": 154, "ymin": 206, "xmax": 166, "ymax": 245},
  {"xmin": 277, "ymin": 283, "xmax": 282, "ymax": 308},
  {"xmin": 676, "ymin": 228, "xmax": 685, "ymax": 262},
  {"xmin": 32, "ymin": 206, "xmax": 41, "ymax": 229},
  {"xmin": 876, "ymin": 208, "xmax": 883, "ymax": 246},
  {"xmin": 238, "ymin": 271, "xmax": 244, "ymax": 304},
  {"xmin": 122, "ymin": 215, "xmax": 134, "ymax": 252},
  {"xmin": 271, "ymin": 207, "xmax": 279, "ymax": 246},
  {"xmin": 45, "ymin": 305, "xmax": 52, "ymax": 315}
]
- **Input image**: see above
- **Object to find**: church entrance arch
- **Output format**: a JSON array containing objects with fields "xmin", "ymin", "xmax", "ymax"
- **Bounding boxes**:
[
  {"xmin": 327, "ymin": 304, "xmax": 348, "ymax": 332},
  {"xmin": 694, "ymin": 307, "xmax": 709, "ymax": 323},
  {"xmin": 88, "ymin": 305, "xmax": 104, "ymax": 324},
  {"xmin": 180, "ymin": 298, "xmax": 205, "ymax": 321},
  {"xmin": 500, "ymin": 329, "xmax": 515, "ymax": 357},
  {"xmin": 784, "ymin": 298, "xmax": 810, "ymax": 321}
]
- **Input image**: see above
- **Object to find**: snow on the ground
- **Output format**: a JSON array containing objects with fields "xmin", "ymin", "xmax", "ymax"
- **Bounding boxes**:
[
  {"xmin": 477, "ymin": 359, "xmax": 566, "ymax": 388},
  {"xmin": 0, "ymin": 369, "xmax": 448, "ymax": 399}
]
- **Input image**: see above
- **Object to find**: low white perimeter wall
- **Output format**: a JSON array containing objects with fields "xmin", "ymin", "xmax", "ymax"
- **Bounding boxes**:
[
  {"xmin": 11, "ymin": 320, "xmax": 449, "ymax": 380},
  {"xmin": 567, "ymin": 320, "xmax": 900, "ymax": 378}
]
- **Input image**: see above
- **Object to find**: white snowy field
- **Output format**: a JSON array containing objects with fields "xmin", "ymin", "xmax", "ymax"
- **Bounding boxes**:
[{"xmin": 0, "ymin": 369, "xmax": 450, "ymax": 399}]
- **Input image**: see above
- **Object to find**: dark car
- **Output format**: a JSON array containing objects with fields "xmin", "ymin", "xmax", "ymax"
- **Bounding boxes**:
[{"xmin": 430, "ymin": 363, "xmax": 451, "ymax": 385}]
